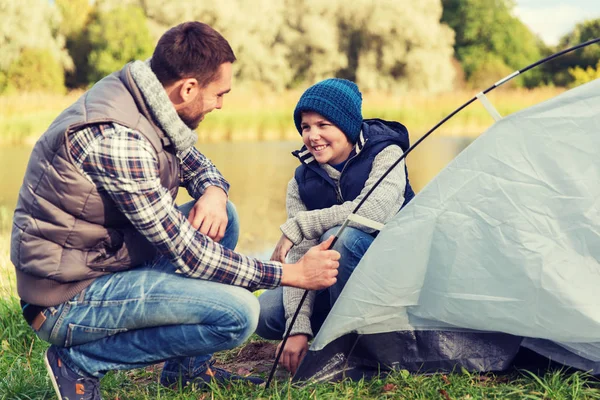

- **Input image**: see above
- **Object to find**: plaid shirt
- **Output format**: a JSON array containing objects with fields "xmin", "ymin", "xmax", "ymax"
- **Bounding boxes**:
[{"xmin": 68, "ymin": 123, "xmax": 282, "ymax": 290}]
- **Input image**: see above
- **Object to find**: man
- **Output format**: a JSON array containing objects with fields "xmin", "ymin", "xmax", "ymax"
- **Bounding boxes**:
[{"xmin": 11, "ymin": 21, "xmax": 339, "ymax": 399}]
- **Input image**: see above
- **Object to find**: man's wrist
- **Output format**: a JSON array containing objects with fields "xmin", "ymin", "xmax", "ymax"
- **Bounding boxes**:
[
  {"xmin": 280, "ymin": 262, "xmax": 302, "ymax": 287},
  {"xmin": 203, "ymin": 185, "xmax": 228, "ymax": 200}
]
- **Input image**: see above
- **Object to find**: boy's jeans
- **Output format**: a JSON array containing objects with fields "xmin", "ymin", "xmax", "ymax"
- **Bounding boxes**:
[
  {"xmin": 255, "ymin": 226, "xmax": 374, "ymax": 340},
  {"xmin": 32, "ymin": 200, "xmax": 257, "ymax": 379}
]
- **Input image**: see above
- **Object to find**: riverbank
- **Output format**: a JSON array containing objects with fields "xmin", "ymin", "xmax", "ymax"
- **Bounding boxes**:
[{"xmin": 0, "ymin": 87, "xmax": 565, "ymax": 146}]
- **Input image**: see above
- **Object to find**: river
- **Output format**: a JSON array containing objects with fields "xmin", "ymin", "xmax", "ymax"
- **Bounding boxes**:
[{"xmin": 0, "ymin": 137, "xmax": 472, "ymax": 256}]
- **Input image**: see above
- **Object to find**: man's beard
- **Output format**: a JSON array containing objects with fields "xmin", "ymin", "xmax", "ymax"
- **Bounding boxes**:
[{"xmin": 179, "ymin": 111, "xmax": 203, "ymax": 130}]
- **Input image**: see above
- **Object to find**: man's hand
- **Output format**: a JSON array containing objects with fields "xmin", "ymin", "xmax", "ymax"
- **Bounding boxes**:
[
  {"xmin": 280, "ymin": 236, "xmax": 340, "ymax": 290},
  {"xmin": 277, "ymin": 334, "xmax": 309, "ymax": 375},
  {"xmin": 188, "ymin": 186, "xmax": 228, "ymax": 242},
  {"xmin": 271, "ymin": 234, "xmax": 294, "ymax": 262}
]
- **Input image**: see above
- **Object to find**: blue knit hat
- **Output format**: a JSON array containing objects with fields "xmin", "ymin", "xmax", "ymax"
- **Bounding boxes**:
[{"xmin": 294, "ymin": 78, "xmax": 363, "ymax": 143}]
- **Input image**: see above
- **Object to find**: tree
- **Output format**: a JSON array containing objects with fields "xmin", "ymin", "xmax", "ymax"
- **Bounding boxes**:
[
  {"xmin": 345, "ymin": 0, "xmax": 455, "ymax": 92},
  {"xmin": 4, "ymin": 48, "xmax": 65, "ymax": 94},
  {"xmin": 1, "ymin": 0, "xmax": 457, "ymax": 94},
  {"xmin": 559, "ymin": 19, "xmax": 600, "ymax": 68},
  {"xmin": 569, "ymin": 61, "xmax": 600, "ymax": 87},
  {"xmin": 441, "ymin": 0, "xmax": 544, "ymax": 88},
  {"xmin": 0, "ymin": 0, "xmax": 72, "ymax": 93},
  {"xmin": 85, "ymin": 5, "xmax": 155, "ymax": 83},
  {"xmin": 55, "ymin": 0, "xmax": 93, "ymax": 88},
  {"xmin": 282, "ymin": 0, "xmax": 455, "ymax": 92},
  {"xmin": 122, "ymin": 0, "xmax": 295, "ymax": 91},
  {"xmin": 546, "ymin": 19, "xmax": 600, "ymax": 87},
  {"xmin": 281, "ymin": 0, "xmax": 348, "ymax": 87},
  {"xmin": 123, "ymin": 0, "xmax": 456, "ymax": 92}
]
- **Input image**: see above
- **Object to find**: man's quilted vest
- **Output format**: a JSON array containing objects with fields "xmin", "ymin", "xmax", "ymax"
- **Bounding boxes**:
[
  {"xmin": 10, "ymin": 63, "xmax": 180, "ymax": 306},
  {"xmin": 293, "ymin": 118, "xmax": 415, "ymax": 211}
]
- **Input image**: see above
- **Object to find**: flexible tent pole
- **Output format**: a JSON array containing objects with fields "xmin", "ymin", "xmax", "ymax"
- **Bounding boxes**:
[{"xmin": 265, "ymin": 37, "xmax": 600, "ymax": 389}]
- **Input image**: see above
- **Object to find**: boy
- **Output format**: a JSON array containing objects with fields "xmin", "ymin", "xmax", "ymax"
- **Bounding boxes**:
[{"xmin": 256, "ymin": 78, "xmax": 415, "ymax": 373}]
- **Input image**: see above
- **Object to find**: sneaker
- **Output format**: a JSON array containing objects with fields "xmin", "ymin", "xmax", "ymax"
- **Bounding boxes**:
[
  {"xmin": 44, "ymin": 345, "xmax": 102, "ymax": 400},
  {"xmin": 160, "ymin": 359, "xmax": 264, "ymax": 388}
]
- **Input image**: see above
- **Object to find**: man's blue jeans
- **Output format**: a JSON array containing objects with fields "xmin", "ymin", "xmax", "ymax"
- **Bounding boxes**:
[
  {"xmin": 32, "ymin": 201, "xmax": 256, "ymax": 380},
  {"xmin": 255, "ymin": 226, "xmax": 374, "ymax": 340}
]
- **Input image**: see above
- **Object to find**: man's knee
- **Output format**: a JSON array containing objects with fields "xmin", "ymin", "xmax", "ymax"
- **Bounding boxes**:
[
  {"xmin": 221, "ymin": 200, "xmax": 239, "ymax": 250},
  {"xmin": 225, "ymin": 289, "xmax": 259, "ymax": 347},
  {"xmin": 226, "ymin": 200, "xmax": 239, "ymax": 224}
]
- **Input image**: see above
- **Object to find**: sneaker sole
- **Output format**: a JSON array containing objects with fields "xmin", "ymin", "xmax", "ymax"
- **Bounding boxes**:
[{"xmin": 44, "ymin": 349, "xmax": 64, "ymax": 400}]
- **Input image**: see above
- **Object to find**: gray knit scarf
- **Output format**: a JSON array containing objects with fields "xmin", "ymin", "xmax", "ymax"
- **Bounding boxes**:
[{"xmin": 129, "ymin": 60, "xmax": 197, "ymax": 152}]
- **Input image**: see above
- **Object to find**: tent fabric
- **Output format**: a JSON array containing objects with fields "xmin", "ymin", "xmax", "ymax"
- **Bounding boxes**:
[{"xmin": 295, "ymin": 78, "xmax": 600, "ymax": 381}]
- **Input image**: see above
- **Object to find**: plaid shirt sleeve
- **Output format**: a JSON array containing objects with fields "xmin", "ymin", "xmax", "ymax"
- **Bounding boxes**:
[
  {"xmin": 178, "ymin": 146, "xmax": 230, "ymax": 199},
  {"xmin": 69, "ymin": 123, "xmax": 282, "ymax": 290}
]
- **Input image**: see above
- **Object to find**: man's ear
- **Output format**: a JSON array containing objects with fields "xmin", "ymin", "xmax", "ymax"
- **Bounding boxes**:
[{"xmin": 179, "ymin": 78, "xmax": 199, "ymax": 103}]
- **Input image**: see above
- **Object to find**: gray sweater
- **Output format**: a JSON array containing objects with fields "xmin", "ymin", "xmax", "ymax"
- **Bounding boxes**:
[{"xmin": 281, "ymin": 144, "xmax": 407, "ymax": 337}]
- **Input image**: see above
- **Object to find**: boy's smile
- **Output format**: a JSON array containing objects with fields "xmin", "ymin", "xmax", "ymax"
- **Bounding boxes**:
[{"xmin": 301, "ymin": 111, "xmax": 353, "ymax": 165}]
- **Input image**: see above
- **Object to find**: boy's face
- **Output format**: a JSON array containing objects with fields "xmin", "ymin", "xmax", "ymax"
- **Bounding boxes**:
[{"xmin": 301, "ymin": 111, "xmax": 353, "ymax": 165}]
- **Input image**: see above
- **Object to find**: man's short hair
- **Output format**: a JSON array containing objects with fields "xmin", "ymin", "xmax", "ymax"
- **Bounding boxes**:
[{"xmin": 151, "ymin": 21, "xmax": 236, "ymax": 87}]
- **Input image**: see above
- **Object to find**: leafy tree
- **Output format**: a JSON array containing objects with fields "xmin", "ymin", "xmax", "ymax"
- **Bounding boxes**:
[
  {"xmin": 122, "ymin": 0, "xmax": 296, "ymax": 91},
  {"xmin": 569, "ymin": 61, "xmax": 600, "ymax": 87},
  {"xmin": 346, "ymin": 0, "xmax": 455, "ymax": 92},
  {"xmin": 55, "ymin": 0, "xmax": 91, "ymax": 38},
  {"xmin": 55, "ymin": 0, "xmax": 93, "ymax": 88},
  {"xmin": 207, "ymin": 0, "xmax": 295, "ymax": 91},
  {"xmin": 282, "ymin": 0, "xmax": 455, "ymax": 92},
  {"xmin": 281, "ymin": 0, "xmax": 348, "ymax": 87},
  {"xmin": 1, "ymin": 0, "xmax": 456, "ymax": 93},
  {"xmin": 115, "ymin": 0, "xmax": 456, "ymax": 92},
  {"xmin": 545, "ymin": 19, "xmax": 600, "ymax": 87},
  {"xmin": 441, "ymin": 0, "xmax": 544, "ymax": 88},
  {"xmin": 0, "ymin": 0, "xmax": 72, "ymax": 93},
  {"xmin": 86, "ymin": 5, "xmax": 154, "ymax": 83},
  {"xmin": 3, "ymin": 48, "xmax": 65, "ymax": 94},
  {"xmin": 465, "ymin": 53, "xmax": 514, "ymax": 89},
  {"xmin": 559, "ymin": 19, "xmax": 600, "ymax": 68}
]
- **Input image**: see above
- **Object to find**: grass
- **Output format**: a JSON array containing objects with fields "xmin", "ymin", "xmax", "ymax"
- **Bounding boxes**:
[
  {"xmin": 1, "ymin": 207, "xmax": 599, "ymax": 399},
  {"xmin": 0, "ymin": 86, "xmax": 565, "ymax": 146}
]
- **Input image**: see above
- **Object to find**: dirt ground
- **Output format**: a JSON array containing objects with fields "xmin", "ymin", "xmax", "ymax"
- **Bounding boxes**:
[
  {"xmin": 213, "ymin": 340, "xmax": 289, "ymax": 380},
  {"xmin": 135, "ymin": 340, "xmax": 289, "ymax": 385}
]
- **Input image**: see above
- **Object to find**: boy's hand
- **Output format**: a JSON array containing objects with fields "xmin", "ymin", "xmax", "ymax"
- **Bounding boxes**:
[
  {"xmin": 281, "ymin": 236, "xmax": 339, "ymax": 290},
  {"xmin": 271, "ymin": 234, "xmax": 293, "ymax": 262},
  {"xmin": 188, "ymin": 186, "xmax": 228, "ymax": 242},
  {"xmin": 277, "ymin": 334, "xmax": 309, "ymax": 375}
]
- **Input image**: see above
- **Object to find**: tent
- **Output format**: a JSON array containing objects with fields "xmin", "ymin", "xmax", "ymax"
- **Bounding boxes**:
[{"xmin": 293, "ymin": 78, "xmax": 600, "ymax": 383}]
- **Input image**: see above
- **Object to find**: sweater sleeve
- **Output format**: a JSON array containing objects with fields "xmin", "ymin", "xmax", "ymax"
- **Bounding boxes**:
[
  {"xmin": 281, "ymin": 178, "xmax": 318, "ymax": 337},
  {"xmin": 283, "ymin": 145, "xmax": 406, "ymax": 242}
]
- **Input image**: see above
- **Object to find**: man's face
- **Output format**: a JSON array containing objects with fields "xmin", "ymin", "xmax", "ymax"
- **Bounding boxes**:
[{"xmin": 179, "ymin": 62, "xmax": 232, "ymax": 130}]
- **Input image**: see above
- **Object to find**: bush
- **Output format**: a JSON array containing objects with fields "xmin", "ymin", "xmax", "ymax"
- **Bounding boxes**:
[
  {"xmin": 569, "ymin": 61, "xmax": 600, "ymax": 87},
  {"xmin": 466, "ymin": 54, "xmax": 514, "ymax": 89},
  {"xmin": 86, "ymin": 5, "xmax": 154, "ymax": 84},
  {"xmin": 1, "ymin": 48, "xmax": 65, "ymax": 94}
]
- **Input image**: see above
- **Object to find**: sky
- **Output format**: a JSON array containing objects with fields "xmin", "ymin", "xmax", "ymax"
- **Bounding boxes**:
[{"xmin": 514, "ymin": 0, "xmax": 600, "ymax": 45}]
